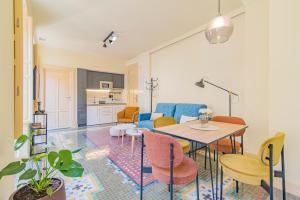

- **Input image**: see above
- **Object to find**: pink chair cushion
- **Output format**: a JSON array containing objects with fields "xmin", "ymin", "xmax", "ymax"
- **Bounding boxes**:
[
  {"xmin": 152, "ymin": 157, "xmax": 198, "ymax": 185},
  {"xmin": 144, "ymin": 130, "xmax": 184, "ymax": 169}
]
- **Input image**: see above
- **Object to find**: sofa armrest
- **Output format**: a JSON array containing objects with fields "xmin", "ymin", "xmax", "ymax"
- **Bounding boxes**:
[
  {"xmin": 138, "ymin": 112, "xmax": 151, "ymax": 121},
  {"xmin": 132, "ymin": 111, "xmax": 139, "ymax": 122}
]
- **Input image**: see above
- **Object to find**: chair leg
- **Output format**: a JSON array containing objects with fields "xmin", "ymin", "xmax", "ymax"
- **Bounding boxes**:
[
  {"xmin": 196, "ymin": 172, "xmax": 199, "ymax": 200},
  {"xmin": 140, "ymin": 135, "xmax": 144, "ymax": 200},
  {"xmin": 168, "ymin": 184, "xmax": 170, "ymax": 192},
  {"xmin": 204, "ymin": 146, "xmax": 207, "ymax": 170},
  {"xmin": 241, "ymin": 135, "xmax": 244, "ymax": 155},
  {"xmin": 236, "ymin": 181, "xmax": 239, "ymax": 193},
  {"xmin": 170, "ymin": 143, "xmax": 174, "ymax": 200},
  {"xmin": 208, "ymin": 147, "xmax": 215, "ymax": 200},
  {"xmin": 220, "ymin": 166, "xmax": 224, "ymax": 200},
  {"xmin": 269, "ymin": 144, "xmax": 274, "ymax": 200},
  {"xmin": 213, "ymin": 150, "xmax": 216, "ymax": 161},
  {"xmin": 281, "ymin": 147, "xmax": 286, "ymax": 200}
]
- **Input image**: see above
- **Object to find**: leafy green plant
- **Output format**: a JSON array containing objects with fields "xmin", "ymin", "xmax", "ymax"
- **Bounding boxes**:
[{"xmin": 0, "ymin": 135, "xmax": 84, "ymax": 196}]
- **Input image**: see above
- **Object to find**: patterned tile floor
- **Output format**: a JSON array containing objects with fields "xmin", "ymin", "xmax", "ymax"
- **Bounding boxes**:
[{"xmin": 48, "ymin": 125, "xmax": 300, "ymax": 200}]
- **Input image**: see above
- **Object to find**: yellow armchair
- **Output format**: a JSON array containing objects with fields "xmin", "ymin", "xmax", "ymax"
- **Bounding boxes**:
[{"xmin": 117, "ymin": 107, "xmax": 139, "ymax": 123}]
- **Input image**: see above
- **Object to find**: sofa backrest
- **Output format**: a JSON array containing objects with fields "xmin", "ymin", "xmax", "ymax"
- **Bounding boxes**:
[
  {"xmin": 173, "ymin": 103, "xmax": 207, "ymax": 123},
  {"xmin": 155, "ymin": 103, "xmax": 176, "ymax": 117}
]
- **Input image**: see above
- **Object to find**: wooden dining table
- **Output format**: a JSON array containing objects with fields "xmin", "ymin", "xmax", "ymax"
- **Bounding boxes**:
[{"xmin": 153, "ymin": 120, "xmax": 248, "ymax": 200}]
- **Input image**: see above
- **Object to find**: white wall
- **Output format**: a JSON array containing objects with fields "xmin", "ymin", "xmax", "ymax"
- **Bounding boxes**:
[
  {"xmin": 37, "ymin": 45, "xmax": 127, "ymax": 73},
  {"xmin": 151, "ymin": 15, "xmax": 244, "ymax": 117},
  {"xmin": 269, "ymin": 0, "xmax": 300, "ymax": 192},
  {"xmin": 0, "ymin": 0, "xmax": 15, "ymax": 199},
  {"xmin": 129, "ymin": 0, "xmax": 300, "ymax": 192}
]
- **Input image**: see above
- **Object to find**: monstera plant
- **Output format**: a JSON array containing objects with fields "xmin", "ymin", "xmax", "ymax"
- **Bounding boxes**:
[{"xmin": 0, "ymin": 135, "xmax": 84, "ymax": 200}]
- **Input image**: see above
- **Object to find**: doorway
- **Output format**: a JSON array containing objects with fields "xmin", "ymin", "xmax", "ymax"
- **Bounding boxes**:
[{"xmin": 44, "ymin": 67, "xmax": 73, "ymax": 130}]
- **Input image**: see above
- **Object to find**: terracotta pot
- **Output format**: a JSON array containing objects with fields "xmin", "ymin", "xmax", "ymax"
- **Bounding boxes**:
[{"xmin": 9, "ymin": 178, "xmax": 66, "ymax": 200}]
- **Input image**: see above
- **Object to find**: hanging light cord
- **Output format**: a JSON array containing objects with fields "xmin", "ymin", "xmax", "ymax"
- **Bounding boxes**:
[{"xmin": 218, "ymin": 0, "xmax": 221, "ymax": 15}]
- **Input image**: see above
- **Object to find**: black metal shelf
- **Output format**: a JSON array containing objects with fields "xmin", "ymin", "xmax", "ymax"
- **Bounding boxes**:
[{"xmin": 31, "ymin": 113, "xmax": 48, "ymax": 156}]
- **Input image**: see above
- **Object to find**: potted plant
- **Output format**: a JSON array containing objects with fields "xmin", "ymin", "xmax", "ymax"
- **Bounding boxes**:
[{"xmin": 0, "ymin": 135, "xmax": 84, "ymax": 200}]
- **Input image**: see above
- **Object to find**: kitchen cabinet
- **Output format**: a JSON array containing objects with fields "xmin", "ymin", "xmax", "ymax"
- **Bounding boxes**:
[
  {"xmin": 112, "ymin": 74, "xmax": 125, "ymax": 89},
  {"xmin": 87, "ymin": 71, "xmax": 113, "ymax": 89},
  {"xmin": 99, "ymin": 106, "xmax": 113, "ymax": 124},
  {"xmin": 77, "ymin": 69, "xmax": 87, "ymax": 126},
  {"xmin": 87, "ymin": 104, "xmax": 126, "ymax": 125},
  {"xmin": 87, "ymin": 106, "xmax": 99, "ymax": 125}
]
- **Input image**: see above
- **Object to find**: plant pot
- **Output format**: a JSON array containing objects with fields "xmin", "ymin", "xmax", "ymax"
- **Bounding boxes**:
[{"xmin": 9, "ymin": 178, "xmax": 66, "ymax": 200}]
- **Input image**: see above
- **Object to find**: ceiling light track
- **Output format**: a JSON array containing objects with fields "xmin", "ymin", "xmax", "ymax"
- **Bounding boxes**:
[{"xmin": 102, "ymin": 31, "xmax": 118, "ymax": 48}]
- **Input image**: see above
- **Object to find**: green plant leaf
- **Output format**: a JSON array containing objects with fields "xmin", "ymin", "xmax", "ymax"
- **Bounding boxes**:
[
  {"xmin": 60, "ymin": 160, "xmax": 84, "ymax": 177},
  {"xmin": 19, "ymin": 169, "xmax": 37, "ymax": 181},
  {"xmin": 33, "ymin": 153, "xmax": 48, "ymax": 162},
  {"xmin": 21, "ymin": 158, "xmax": 30, "ymax": 163},
  {"xmin": 48, "ymin": 151, "xmax": 61, "ymax": 169},
  {"xmin": 46, "ymin": 187, "xmax": 54, "ymax": 197},
  {"xmin": 14, "ymin": 135, "xmax": 28, "ymax": 151},
  {"xmin": 59, "ymin": 150, "xmax": 72, "ymax": 170},
  {"xmin": 71, "ymin": 147, "xmax": 84, "ymax": 154},
  {"xmin": 0, "ymin": 161, "xmax": 26, "ymax": 179}
]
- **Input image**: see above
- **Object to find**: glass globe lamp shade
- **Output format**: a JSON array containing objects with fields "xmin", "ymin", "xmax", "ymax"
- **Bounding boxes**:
[{"xmin": 205, "ymin": 15, "xmax": 234, "ymax": 44}]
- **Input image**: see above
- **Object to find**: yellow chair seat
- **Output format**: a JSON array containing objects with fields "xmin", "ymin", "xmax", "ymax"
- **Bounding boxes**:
[
  {"xmin": 177, "ymin": 139, "xmax": 190, "ymax": 154},
  {"xmin": 219, "ymin": 154, "xmax": 269, "ymax": 186}
]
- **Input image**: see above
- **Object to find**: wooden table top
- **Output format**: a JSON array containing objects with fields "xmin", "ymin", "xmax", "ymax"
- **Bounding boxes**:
[{"xmin": 153, "ymin": 120, "xmax": 248, "ymax": 145}]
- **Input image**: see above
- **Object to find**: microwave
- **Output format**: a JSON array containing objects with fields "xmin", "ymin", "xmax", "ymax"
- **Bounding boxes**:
[{"xmin": 100, "ymin": 81, "xmax": 113, "ymax": 89}]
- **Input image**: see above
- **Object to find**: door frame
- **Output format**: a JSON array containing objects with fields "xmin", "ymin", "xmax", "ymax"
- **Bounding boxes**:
[{"xmin": 42, "ymin": 65, "xmax": 76, "ymax": 129}]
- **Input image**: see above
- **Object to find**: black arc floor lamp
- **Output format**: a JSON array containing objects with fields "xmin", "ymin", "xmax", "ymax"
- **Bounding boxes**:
[{"xmin": 195, "ymin": 78, "xmax": 238, "ymax": 117}]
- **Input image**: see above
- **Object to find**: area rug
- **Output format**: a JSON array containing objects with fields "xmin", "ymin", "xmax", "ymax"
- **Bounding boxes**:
[
  {"xmin": 86, "ymin": 128, "xmax": 156, "ymax": 187},
  {"xmin": 176, "ymin": 177, "xmax": 268, "ymax": 200}
]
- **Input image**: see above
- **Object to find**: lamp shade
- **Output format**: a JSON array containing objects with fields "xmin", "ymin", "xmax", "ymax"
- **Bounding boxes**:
[{"xmin": 205, "ymin": 15, "xmax": 233, "ymax": 44}]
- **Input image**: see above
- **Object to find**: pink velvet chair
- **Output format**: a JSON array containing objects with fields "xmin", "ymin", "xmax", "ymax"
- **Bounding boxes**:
[{"xmin": 140, "ymin": 130, "xmax": 199, "ymax": 200}]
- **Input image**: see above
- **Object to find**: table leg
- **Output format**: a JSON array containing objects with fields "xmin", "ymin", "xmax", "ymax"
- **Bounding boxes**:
[
  {"xmin": 216, "ymin": 140, "xmax": 219, "ymax": 200},
  {"xmin": 131, "ymin": 136, "xmax": 135, "ymax": 155},
  {"xmin": 208, "ymin": 147, "xmax": 215, "ymax": 200},
  {"xmin": 122, "ymin": 130, "xmax": 124, "ymax": 146}
]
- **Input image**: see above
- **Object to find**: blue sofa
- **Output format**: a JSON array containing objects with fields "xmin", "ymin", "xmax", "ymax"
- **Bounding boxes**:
[{"xmin": 138, "ymin": 103, "xmax": 207, "ymax": 130}]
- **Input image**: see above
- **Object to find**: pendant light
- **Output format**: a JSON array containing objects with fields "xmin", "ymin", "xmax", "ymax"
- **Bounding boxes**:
[{"xmin": 205, "ymin": 0, "xmax": 234, "ymax": 44}]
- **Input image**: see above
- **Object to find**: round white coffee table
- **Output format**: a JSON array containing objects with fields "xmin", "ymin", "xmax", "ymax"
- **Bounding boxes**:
[
  {"xmin": 126, "ymin": 128, "xmax": 146, "ymax": 155},
  {"xmin": 114, "ymin": 124, "xmax": 136, "ymax": 145}
]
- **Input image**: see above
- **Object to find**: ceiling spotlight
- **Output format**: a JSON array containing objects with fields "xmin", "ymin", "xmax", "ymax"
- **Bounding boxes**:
[{"xmin": 102, "ymin": 31, "xmax": 117, "ymax": 48}]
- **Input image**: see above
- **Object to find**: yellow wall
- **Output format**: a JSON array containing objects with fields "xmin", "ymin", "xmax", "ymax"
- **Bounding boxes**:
[{"xmin": 0, "ymin": 0, "xmax": 15, "ymax": 198}]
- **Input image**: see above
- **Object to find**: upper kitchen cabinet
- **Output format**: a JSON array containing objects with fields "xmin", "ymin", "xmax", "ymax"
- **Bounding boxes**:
[
  {"xmin": 112, "ymin": 73, "xmax": 124, "ymax": 89},
  {"xmin": 87, "ymin": 71, "xmax": 113, "ymax": 89}
]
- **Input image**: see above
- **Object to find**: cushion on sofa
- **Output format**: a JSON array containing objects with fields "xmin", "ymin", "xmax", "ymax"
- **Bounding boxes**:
[
  {"xmin": 155, "ymin": 103, "xmax": 176, "ymax": 117},
  {"xmin": 174, "ymin": 103, "xmax": 207, "ymax": 123}
]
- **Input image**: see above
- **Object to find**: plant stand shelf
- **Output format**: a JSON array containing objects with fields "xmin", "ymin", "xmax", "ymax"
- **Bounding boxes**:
[{"xmin": 30, "ymin": 113, "xmax": 48, "ymax": 156}]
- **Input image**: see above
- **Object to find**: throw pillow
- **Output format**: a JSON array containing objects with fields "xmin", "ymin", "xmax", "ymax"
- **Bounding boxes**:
[
  {"xmin": 180, "ymin": 115, "xmax": 198, "ymax": 124},
  {"xmin": 150, "ymin": 112, "xmax": 164, "ymax": 120}
]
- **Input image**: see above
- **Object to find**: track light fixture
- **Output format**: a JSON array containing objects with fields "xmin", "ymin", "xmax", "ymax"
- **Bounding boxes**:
[{"xmin": 102, "ymin": 31, "xmax": 118, "ymax": 48}]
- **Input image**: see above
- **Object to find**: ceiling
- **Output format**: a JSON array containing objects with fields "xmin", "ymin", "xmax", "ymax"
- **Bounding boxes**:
[{"xmin": 30, "ymin": 0, "xmax": 243, "ymax": 61}]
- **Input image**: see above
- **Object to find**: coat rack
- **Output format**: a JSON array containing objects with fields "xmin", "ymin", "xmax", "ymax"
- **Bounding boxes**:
[{"xmin": 146, "ymin": 78, "xmax": 158, "ymax": 112}]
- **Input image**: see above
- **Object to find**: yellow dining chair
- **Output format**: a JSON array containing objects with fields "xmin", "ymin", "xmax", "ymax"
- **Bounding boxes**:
[
  {"xmin": 153, "ymin": 117, "xmax": 191, "ymax": 154},
  {"xmin": 219, "ymin": 132, "xmax": 286, "ymax": 200}
]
